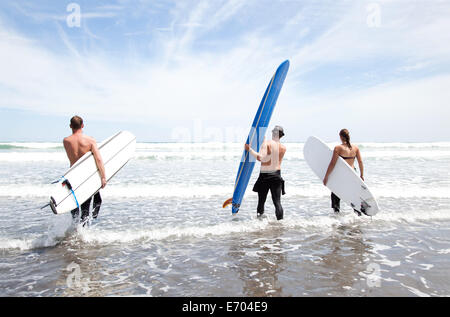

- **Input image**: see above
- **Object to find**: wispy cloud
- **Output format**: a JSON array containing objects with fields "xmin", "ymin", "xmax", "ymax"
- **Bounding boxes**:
[{"xmin": 0, "ymin": 0, "xmax": 449, "ymax": 141}]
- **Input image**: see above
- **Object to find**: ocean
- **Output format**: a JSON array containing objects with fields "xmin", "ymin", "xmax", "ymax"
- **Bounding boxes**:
[{"xmin": 0, "ymin": 141, "xmax": 449, "ymax": 296}]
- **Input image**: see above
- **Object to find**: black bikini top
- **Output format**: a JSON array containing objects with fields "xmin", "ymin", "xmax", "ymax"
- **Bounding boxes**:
[{"xmin": 340, "ymin": 155, "xmax": 356, "ymax": 160}]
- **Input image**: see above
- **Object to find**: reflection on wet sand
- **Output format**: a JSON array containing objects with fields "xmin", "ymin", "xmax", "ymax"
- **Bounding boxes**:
[
  {"xmin": 227, "ymin": 223, "xmax": 374, "ymax": 296},
  {"xmin": 300, "ymin": 224, "xmax": 373, "ymax": 295},
  {"xmin": 54, "ymin": 231, "xmax": 135, "ymax": 297},
  {"xmin": 53, "ymin": 236, "xmax": 104, "ymax": 297},
  {"xmin": 228, "ymin": 225, "xmax": 287, "ymax": 296}
]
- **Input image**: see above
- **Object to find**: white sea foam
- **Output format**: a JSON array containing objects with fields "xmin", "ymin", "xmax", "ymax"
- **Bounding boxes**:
[
  {"xmin": 134, "ymin": 150, "xmax": 450, "ymax": 160},
  {"xmin": 0, "ymin": 215, "xmax": 73, "ymax": 251},
  {"xmin": 0, "ymin": 152, "xmax": 67, "ymax": 162},
  {"xmin": 134, "ymin": 151, "xmax": 240, "ymax": 161},
  {"xmin": 1, "ymin": 183, "xmax": 449, "ymax": 199},
  {"xmin": 1, "ymin": 149, "xmax": 449, "ymax": 162},
  {"xmin": 75, "ymin": 214, "xmax": 354, "ymax": 246},
  {"xmin": 57, "ymin": 208, "xmax": 450, "ymax": 246},
  {"xmin": 81, "ymin": 207, "xmax": 450, "ymax": 245},
  {"xmin": 0, "ymin": 142, "xmax": 61, "ymax": 149},
  {"xmin": 358, "ymin": 142, "xmax": 450, "ymax": 149},
  {"xmin": 1, "ymin": 142, "xmax": 450, "ymax": 162},
  {"xmin": 6, "ymin": 141, "xmax": 447, "ymax": 150},
  {"xmin": 2, "ymin": 206, "xmax": 450, "ymax": 251}
]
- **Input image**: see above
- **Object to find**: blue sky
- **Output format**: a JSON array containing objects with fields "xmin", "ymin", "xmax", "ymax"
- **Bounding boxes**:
[{"xmin": 0, "ymin": 0, "xmax": 450, "ymax": 142}]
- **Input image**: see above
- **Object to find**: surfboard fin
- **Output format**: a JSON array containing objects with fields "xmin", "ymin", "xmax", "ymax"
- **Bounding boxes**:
[
  {"xmin": 40, "ymin": 203, "xmax": 50, "ymax": 209},
  {"xmin": 223, "ymin": 198, "xmax": 233, "ymax": 208}
]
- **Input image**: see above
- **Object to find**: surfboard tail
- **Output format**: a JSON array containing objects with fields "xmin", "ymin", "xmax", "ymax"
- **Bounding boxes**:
[{"xmin": 223, "ymin": 198, "xmax": 233, "ymax": 208}]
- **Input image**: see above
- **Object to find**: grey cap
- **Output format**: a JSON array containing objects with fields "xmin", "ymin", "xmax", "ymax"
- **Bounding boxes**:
[{"xmin": 272, "ymin": 125, "xmax": 285, "ymax": 138}]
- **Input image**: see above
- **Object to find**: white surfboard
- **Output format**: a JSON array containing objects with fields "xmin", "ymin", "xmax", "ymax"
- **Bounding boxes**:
[
  {"xmin": 303, "ymin": 136, "xmax": 379, "ymax": 216},
  {"xmin": 48, "ymin": 131, "xmax": 136, "ymax": 214}
]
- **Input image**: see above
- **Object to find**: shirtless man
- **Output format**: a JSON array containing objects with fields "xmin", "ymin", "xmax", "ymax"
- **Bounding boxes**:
[
  {"xmin": 63, "ymin": 116, "xmax": 107, "ymax": 223},
  {"xmin": 245, "ymin": 126, "xmax": 287, "ymax": 220}
]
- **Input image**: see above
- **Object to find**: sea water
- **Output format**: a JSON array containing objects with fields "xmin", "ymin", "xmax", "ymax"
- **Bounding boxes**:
[{"xmin": 0, "ymin": 142, "xmax": 449, "ymax": 296}]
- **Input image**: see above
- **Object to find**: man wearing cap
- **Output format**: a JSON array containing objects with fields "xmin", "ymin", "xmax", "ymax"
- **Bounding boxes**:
[{"xmin": 245, "ymin": 126, "xmax": 286, "ymax": 220}]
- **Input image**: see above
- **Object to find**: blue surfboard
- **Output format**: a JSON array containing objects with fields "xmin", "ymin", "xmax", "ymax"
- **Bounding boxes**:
[{"xmin": 223, "ymin": 60, "xmax": 290, "ymax": 214}]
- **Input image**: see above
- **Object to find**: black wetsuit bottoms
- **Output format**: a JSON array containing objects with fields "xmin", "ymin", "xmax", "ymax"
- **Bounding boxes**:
[
  {"xmin": 331, "ymin": 192, "xmax": 361, "ymax": 216},
  {"xmin": 330, "ymin": 166, "xmax": 362, "ymax": 216},
  {"xmin": 71, "ymin": 192, "xmax": 102, "ymax": 222},
  {"xmin": 252, "ymin": 170, "xmax": 285, "ymax": 220},
  {"xmin": 331, "ymin": 192, "xmax": 342, "ymax": 212}
]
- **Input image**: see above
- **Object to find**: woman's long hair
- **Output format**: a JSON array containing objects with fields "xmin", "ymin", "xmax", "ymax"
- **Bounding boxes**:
[{"xmin": 339, "ymin": 129, "xmax": 352, "ymax": 149}]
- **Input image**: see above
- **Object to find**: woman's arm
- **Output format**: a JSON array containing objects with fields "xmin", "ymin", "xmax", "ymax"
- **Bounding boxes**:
[
  {"xmin": 356, "ymin": 146, "xmax": 364, "ymax": 181},
  {"xmin": 323, "ymin": 147, "xmax": 339, "ymax": 186}
]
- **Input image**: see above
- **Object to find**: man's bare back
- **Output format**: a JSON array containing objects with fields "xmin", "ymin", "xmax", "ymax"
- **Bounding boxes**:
[
  {"xmin": 63, "ymin": 132, "xmax": 97, "ymax": 166},
  {"xmin": 260, "ymin": 139, "xmax": 286, "ymax": 171},
  {"xmin": 63, "ymin": 116, "xmax": 107, "ymax": 189}
]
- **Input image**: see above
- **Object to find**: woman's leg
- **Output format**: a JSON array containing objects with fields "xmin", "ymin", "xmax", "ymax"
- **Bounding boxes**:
[{"xmin": 331, "ymin": 193, "xmax": 340, "ymax": 213}]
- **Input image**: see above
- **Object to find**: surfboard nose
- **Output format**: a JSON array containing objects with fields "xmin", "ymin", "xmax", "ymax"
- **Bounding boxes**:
[{"xmin": 280, "ymin": 59, "xmax": 290, "ymax": 69}]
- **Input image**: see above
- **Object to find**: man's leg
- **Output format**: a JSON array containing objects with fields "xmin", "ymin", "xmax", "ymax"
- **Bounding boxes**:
[
  {"xmin": 92, "ymin": 192, "xmax": 102, "ymax": 219},
  {"xmin": 71, "ymin": 208, "xmax": 79, "ymax": 219},
  {"xmin": 257, "ymin": 186, "xmax": 269, "ymax": 217},
  {"xmin": 270, "ymin": 182, "xmax": 284, "ymax": 220},
  {"xmin": 331, "ymin": 193, "xmax": 340, "ymax": 213},
  {"xmin": 80, "ymin": 197, "xmax": 92, "ymax": 224}
]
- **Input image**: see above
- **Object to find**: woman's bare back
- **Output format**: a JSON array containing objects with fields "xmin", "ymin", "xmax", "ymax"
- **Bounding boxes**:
[{"xmin": 335, "ymin": 144, "xmax": 359, "ymax": 168}]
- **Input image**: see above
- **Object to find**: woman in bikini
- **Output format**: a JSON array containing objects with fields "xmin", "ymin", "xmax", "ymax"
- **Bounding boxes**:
[{"xmin": 323, "ymin": 129, "xmax": 365, "ymax": 216}]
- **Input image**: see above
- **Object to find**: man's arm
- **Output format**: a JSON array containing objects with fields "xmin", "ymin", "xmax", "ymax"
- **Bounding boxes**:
[
  {"xmin": 63, "ymin": 138, "xmax": 73, "ymax": 166},
  {"xmin": 63, "ymin": 138, "xmax": 70, "ymax": 159},
  {"xmin": 91, "ymin": 140, "xmax": 107, "ymax": 188},
  {"xmin": 245, "ymin": 141, "xmax": 270, "ymax": 162}
]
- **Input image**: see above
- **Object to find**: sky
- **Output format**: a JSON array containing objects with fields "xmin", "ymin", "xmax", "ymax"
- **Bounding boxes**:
[{"xmin": 0, "ymin": 0, "xmax": 449, "ymax": 142}]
